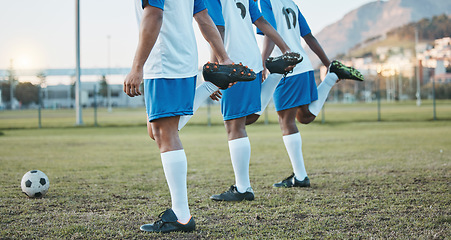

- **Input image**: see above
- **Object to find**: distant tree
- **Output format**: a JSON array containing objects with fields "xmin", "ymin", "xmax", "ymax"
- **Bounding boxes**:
[
  {"xmin": 36, "ymin": 71, "xmax": 46, "ymax": 86},
  {"xmin": 2, "ymin": 61, "xmax": 19, "ymax": 109},
  {"xmin": 99, "ymin": 75, "xmax": 108, "ymax": 97},
  {"xmin": 15, "ymin": 82, "xmax": 39, "ymax": 106},
  {"xmin": 1, "ymin": 82, "xmax": 11, "ymax": 103},
  {"xmin": 70, "ymin": 75, "xmax": 76, "ymax": 99}
]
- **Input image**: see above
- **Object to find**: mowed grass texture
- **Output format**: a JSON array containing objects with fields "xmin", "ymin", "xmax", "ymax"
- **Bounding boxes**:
[{"xmin": 0, "ymin": 104, "xmax": 450, "ymax": 239}]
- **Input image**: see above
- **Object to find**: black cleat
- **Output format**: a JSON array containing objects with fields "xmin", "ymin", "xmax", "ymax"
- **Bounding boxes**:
[
  {"xmin": 210, "ymin": 185, "xmax": 254, "ymax": 201},
  {"xmin": 273, "ymin": 173, "xmax": 310, "ymax": 188},
  {"xmin": 140, "ymin": 208, "xmax": 195, "ymax": 233},
  {"xmin": 265, "ymin": 52, "xmax": 303, "ymax": 75},
  {"xmin": 202, "ymin": 62, "xmax": 256, "ymax": 90},
  {"xmin": 329, "ymin": 60, "xmax": 364, "ymax": 81}
]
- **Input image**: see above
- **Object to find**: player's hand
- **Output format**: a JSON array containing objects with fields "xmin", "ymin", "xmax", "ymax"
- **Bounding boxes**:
[
  {"xmin": 208, "ymin": 58, "xmax": 237, "ymax": 89},
  {"xmin": 220, "ymin": 58, "xmax": 237, "ymax": 88},
  {"xmin": 220, "ymin": 58, "xmax": 233, "ymax": 65},
  {"xmin": 209, "ymin": 90, "xmax": 222, "ymax": 101},
  {"xmin": 262, "ymin": 67, "xmax": 269, "ymax": 82},
  {"xmin": 282, "ymin": 49, "xmax": 296, "ymax": 74},
  {"xmin": 265, "ymin": 52, "xmax": 302, "ymax": 75},
  {"xmin": 123, "ymin": 70, "xmax": 143, "ymax": 97}
]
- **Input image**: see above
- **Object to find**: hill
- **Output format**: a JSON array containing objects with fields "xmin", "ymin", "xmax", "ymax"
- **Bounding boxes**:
[
  {"xmin": 348, "ymin": 14, "xmax": 451, "ymax": 59},
  {"xmin": 308, "ymin": 0, "xmax": 451, "ymax": 67}
]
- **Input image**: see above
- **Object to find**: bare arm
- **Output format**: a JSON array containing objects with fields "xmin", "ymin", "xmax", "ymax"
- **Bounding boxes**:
[
  {"xmin": 194, "ymin": 9, "xmax": 232, "ymax": 64},
  {"xmin": 254, "ymin": 17, "xmax": 290, "ymax": 54},
  {"xmin": 261, "ymin": 36, "xmax": 276, "ymax": 68},
  {"xmin": 303, "ymin": 33, "xmax": 331, "ymax": 67},
  {"xmin": 209, "ymin": 25, "xmax": 225, "ymax": 62},
  {"xmin": 123, "ymin": 6, "xmax": 163, "ymax": 97},
  {"xmin": 261, "ymin": 36, "xmax": 276, "ymax": 80}
]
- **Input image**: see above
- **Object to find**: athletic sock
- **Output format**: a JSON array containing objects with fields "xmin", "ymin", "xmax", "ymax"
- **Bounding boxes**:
[
  {"xmin": 283, "ymin": 133, "xmax": 308, "ymax": 180},
  {"xmin": 308, "ymin": 72, "xmax": 338, "ymax": 116},
  {"xmin": 255, "ymin": 74, "xmax": 283, "ymax": 115},
  {"xmin": 178, "ymin": 82, "xmax": 219, "ymax": 130},
  {"xmin": 160, "ymin": 149, "xmax": 191, "ymax": 224},
  {"xmin": 228, "ymin": 137, "xmax": 251, "ymax": 193}
]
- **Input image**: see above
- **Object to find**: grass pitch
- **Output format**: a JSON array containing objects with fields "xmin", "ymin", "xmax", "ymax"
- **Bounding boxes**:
[{"xmin": 0, "ymin": 102, "xmax": 450, "ymax": 239}]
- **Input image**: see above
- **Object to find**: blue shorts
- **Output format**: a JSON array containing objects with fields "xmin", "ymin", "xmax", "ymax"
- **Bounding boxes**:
[
  {"xmin": 273, "ymin": 71, "xmax": 318, "ymax": 111},
  {"xmin": 220, "ymin": 72, "xmax": 262, "ymax": 121},
  {"xmin": 144, "ymin": 77, "xmax": 196, "ymax": 122}
]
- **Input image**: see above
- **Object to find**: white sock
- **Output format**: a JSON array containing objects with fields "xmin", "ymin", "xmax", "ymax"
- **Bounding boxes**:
[
  {"xmin": 308, "ymin": 72, "xmax": 338, "ymax": 116},
  {"xmin": 178, "ymin": 82, "xmax": 219, "ymax": 130},
  {"xmin": 160, "ymin": 149, "xmax": 191, "ymax": 224},
  {"xmin": 283, "ymin": 133, "xmax": 308, "ymax": 180},
  {"xmin": 228, "ymin": 137, "xmax": 251, "ymax": 193},
  {"xmin": 255, "ymin": 74, "xmax": 283, "ymax": 115}
]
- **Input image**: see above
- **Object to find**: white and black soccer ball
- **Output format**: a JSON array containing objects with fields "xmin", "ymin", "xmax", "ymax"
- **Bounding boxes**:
[{"xmin": 21, "ymin": 170, "xmax": 50, "ymax": 198}]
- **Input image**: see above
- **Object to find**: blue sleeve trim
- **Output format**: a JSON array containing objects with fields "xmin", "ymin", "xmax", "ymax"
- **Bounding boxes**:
[
  {"xmin": 193, "ymin": 0, "xmax": 207, "ymax": 15},
  {"xmin": 249, "ymin": 0, "xmax": 263, "ymax": 23},
  {"xmin": 298, "ymin": 9, "xmax": 311, "ymax": 37},
  {"xmin": 256, "ymin": 0, "xmax": 276, "ymax": 35},
  {"xmin": 145, "ymin": 0, "xmax": 164, "ymax": 10},
  {"xmin": 204, "ymin": 0, "xmax": 224, "ymax": 26}
]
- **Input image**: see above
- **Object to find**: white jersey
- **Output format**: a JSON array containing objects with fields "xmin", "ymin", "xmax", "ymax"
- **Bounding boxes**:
[
  {"xmin": 134, "ymin": 0, "xmax": 199, "ymax": 79},
  {"xmin": 220, "ymin": 0, "xmax": 263, "ymax": 73},
  {"xmin": 264, "ymin": 0, "xmax": 313, "ymax": 76}
]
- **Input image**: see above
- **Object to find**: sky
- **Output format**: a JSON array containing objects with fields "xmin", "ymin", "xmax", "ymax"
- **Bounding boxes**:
[{"xmin": 0, "ymin": 0, "xmax": 376, "ymax": 72}]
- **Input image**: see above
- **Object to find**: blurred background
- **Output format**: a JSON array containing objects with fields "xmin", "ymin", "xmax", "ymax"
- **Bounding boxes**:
[{"xmin": 0, "ymin": 0, "xmax": 450, "ymax": 127}]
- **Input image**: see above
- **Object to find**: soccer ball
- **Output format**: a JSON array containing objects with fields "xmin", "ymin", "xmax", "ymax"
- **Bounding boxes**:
[{"xmin": 21, "ymin": 170, "xmax": 50, "ymax": 198}]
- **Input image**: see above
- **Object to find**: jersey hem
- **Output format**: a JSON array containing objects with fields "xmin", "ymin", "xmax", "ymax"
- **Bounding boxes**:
[{"xmin": 143, "ymin": 72, "xmax": 198, "ymax": 80}]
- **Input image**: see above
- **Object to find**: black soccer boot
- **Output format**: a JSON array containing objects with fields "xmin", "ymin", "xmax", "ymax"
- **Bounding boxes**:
[
  {"xmin": 273, "ymin": 173, "xmax": 310, "ymax": 188},
  {"xmin": 210, "ymin": 185, "xmax": 254, "ymax": 201},
  {"xmin": 140, "ymin": 208, "xmax": 195, "ymax": 233}
]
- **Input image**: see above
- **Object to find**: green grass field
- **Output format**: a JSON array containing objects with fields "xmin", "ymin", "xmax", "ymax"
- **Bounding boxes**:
[{"xmin": 1, "ymin": 101, "xmax": 450, "ymax": 239}]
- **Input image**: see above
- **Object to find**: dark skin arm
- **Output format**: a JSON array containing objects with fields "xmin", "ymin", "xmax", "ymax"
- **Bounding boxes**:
[
  {"xmin": 123, "ymin": 5, "xmax": 163, "ymax": 97},
  {"xmin": 254, "ymin": 17, "xmax": 291, "ymax": 54},
  {"xmin": 194, "ymin": 9, "xmax": 232, "ymax": 65},
  {"xmin": 194, "ymin": 10, "xmax": 235, "ymax": 90},
  {"xmin": 254, "ymin": 17, "xmax": 294, "ymax": 80},
  {"xmin": 208, "ymin": 25, "xmax": 225, "ymax": 62},
  {"xmin": 260, "ymin": 36, "xmax": 276, "ymax": 80},
  {"xmin": 303, "ymin": 33, "xmax": 331, "ymax": 67}
]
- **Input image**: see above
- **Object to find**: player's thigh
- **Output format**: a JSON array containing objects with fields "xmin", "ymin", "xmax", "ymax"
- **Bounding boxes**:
[
  {"xmin": 146, "ymin": 115, "xmax": 155, "ymax": 140},
  {"xmin": 296, "ymin": 105, "xmax": 315, "ymax": 124},
  {"xmin": 221, "ymin": 73, "xmax": 262, "ymax": 121},
  {"xmin": 143, "ymin": 77, "xmax": 196, "ymax": 122},
  {"xmin": 277, "ymin": 107, "xmax": 299, "ymax": 135},
  {"xmin": 224, "ymin": 116, "xmax": 247, "ymax": 140}
]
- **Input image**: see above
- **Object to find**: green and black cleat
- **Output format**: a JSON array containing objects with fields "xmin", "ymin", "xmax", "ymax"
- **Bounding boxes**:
[{"xmin": 329, "ymin": 60, "xmax": 364, "ymax": 81}]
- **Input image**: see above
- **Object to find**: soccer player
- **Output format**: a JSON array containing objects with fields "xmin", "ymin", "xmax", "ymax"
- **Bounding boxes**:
[
  {"xmin": 249, "ymin": 0, "xmax": 364, "ymax": 188},
  {"xmin": 201, "ymin": 0, "xmax": 296, "ymax": 202},
  {"xmin": 124, "ymin": 0, "xmax": 237, "ymax": 233}
]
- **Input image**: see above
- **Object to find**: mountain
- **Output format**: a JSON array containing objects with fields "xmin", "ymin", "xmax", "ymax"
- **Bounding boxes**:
[{"xmin": 309, "ymin": 0, "xmax": 451, "ymax": 67}]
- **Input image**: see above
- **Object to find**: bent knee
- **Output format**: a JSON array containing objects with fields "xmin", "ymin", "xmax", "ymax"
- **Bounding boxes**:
[
  {"xmin": 245, "ymin": 114, "xmax": 260, "ymax": 125},
  {"xmin": 147, "ymin": 126, "xmax": 156, "ymax": 140},
  {"xmin": 148, "ymin": 131, "xmax": 156, "ymax": 140},
  {"xmin": 297, "ymin": 115, "xmax": 315, "ymax": 124}
]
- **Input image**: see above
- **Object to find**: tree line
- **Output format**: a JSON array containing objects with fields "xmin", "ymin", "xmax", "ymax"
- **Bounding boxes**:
[{"xmin": 1, "ymin": 72, "xmax": 111, "ymax": 109}]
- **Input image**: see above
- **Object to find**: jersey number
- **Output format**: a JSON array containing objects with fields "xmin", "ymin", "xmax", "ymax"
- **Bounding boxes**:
[
  {"xmin": 236, "ymin": 2, "xmax": 246, "ymax": 19},
  {"xmin": 282, "ymin": 7, "xmax": 296, "ymax": 29}
]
